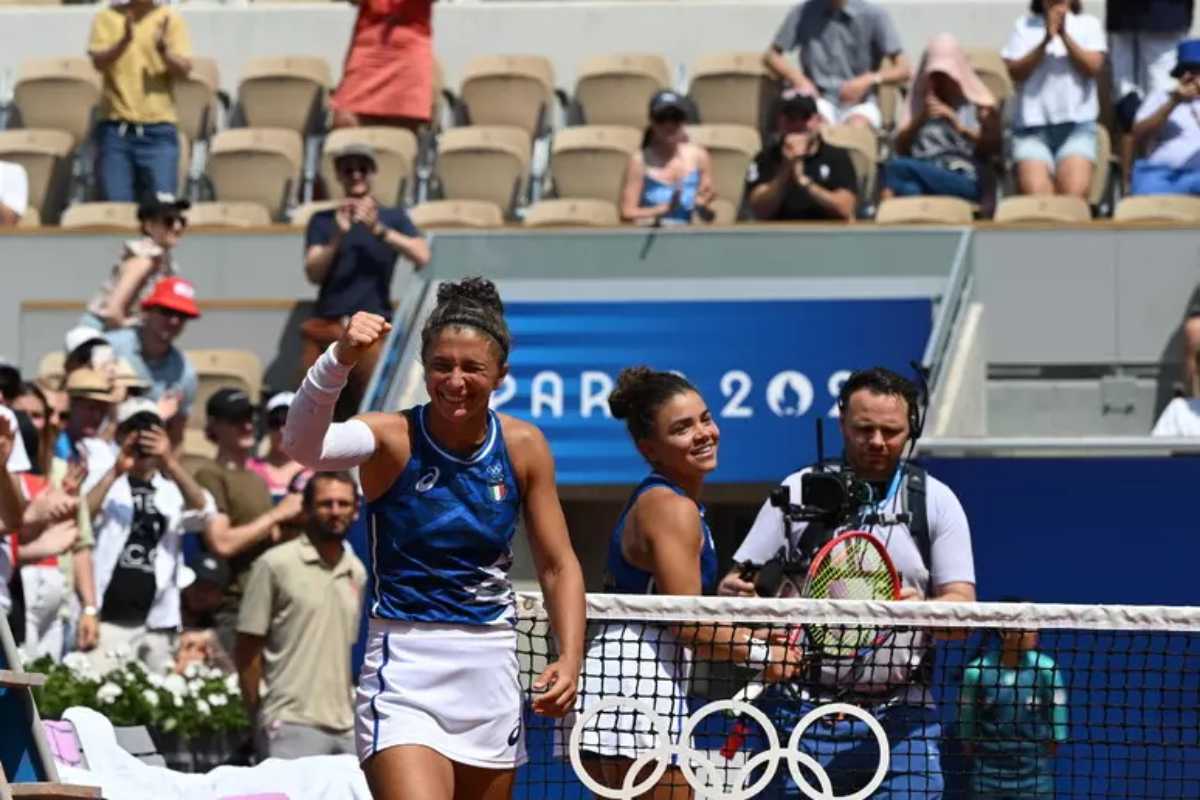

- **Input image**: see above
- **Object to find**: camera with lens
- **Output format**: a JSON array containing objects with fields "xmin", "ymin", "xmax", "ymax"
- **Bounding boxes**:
[{"xmin": 117, "ymin": 411, "xmax": 162, "ymax": 458}]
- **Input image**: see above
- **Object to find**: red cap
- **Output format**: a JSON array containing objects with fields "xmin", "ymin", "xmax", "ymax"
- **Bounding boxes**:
[{"xmin": 141, "ymin": 276, "xmax": 201, "ymax": 318}]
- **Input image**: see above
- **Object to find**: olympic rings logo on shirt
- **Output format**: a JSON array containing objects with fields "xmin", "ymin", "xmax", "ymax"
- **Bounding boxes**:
[{"xmin": 567, "ymin": 696, "xmax": 890, "ymax": 800}]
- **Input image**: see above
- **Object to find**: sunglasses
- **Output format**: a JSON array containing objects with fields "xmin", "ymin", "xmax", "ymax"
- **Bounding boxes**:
[
  {"xmin": 651, "ymin": 111, "xmax": 687, "ymax": 125},
  {"xmin": 266, "ymin": 411, "xmax": 288, "ymax": 430},
  {"xmin": 337, "ymin": 160, "xmax": 373, "ymax": 176}
]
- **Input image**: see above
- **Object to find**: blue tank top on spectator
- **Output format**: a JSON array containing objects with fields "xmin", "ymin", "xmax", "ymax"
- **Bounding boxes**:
[
  {"xmin": 605, "ymin": 473, "xmax": 718, "ymax": 595},
  {"xmin": 305, "ymin": 207, "xmax": 421, "ymax": 319},
  {"xmin": 639, "ymin": 169, "xmax": 701, "ymax": 224},
  {"xmin": 366, "ymin": 404, "xmax": 521, "ymax": 626}
]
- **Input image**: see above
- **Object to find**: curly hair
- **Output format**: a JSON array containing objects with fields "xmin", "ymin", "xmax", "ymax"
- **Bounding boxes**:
[
  {"xmin": 608, "ymin": 366, "xmax": 698, "ymax": 441},
  {"xmin": 420, "ymin": 277, "xmax": 512, "ymax": 364}
]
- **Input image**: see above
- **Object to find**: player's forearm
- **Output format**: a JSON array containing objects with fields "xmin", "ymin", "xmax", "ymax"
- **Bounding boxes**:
[
  {"xmin": 283, "ymin": 346, "xmax": 378, "ymax": 469},
  {"xmin": 539, "ymin": 557, "xmax": 585, "ymax": 667}
]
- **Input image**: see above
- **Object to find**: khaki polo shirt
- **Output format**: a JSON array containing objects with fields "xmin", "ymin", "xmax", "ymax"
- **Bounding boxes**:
[
  {"xmin": 237, "ymin": 536, "xmax": 366, "ymax": 732},
  {"xmin": 88, "ymin": 6, "xmax": 192, "ymax": 124}
]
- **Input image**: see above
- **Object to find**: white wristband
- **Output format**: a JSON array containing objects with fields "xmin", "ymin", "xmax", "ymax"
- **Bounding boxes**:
[
  {"xmin": 308, "ymin": 343, "xmax": 353, "ymax": 398},
  {"xmin": 744, "ymin": 639, "xmax": 772, "ymax": 670}
]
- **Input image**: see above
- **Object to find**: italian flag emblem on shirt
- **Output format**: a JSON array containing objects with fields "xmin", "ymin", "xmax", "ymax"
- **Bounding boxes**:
[{"xmin": 489, "ymin": 482, "xmax": 507, "ymax": 502}]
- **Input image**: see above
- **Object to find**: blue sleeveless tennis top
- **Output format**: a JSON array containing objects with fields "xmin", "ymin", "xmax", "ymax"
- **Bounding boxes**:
[
  {"xmin": 366, "ymin": 404, "xmax": 522, "ymax": 626},
  {"xmin": 605, "ymin": 473, "xmax": 718, "ymax": 595}
]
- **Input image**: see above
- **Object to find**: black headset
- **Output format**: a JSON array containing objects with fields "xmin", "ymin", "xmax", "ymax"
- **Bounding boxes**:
[{"xmin": 836, "ymin": 366, "xmax": 926, "ymax": 445}]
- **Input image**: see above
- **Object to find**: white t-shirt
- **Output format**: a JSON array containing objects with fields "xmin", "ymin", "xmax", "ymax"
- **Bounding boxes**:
[
  {"xmin": 1, "ymin": 406, "xmax": 32, "ymax": 474},
  {"xmin": 0, "ymin": 161, "xmax": 29, "ymax": 219},
  {"xmin": 1151, "ymin": 397, "xmax": 1200, "ymax": 437},
  {"xmin": 1001, "ymin": 12, "xmax": 1107, "ymax": 128},
  {"xmin": 733, "ymin": 465, "xmax": 976, "ymax": 598},
  {"xmin": 1137, "ymin": 90, "xmax": 1200, "ymax": 170}
]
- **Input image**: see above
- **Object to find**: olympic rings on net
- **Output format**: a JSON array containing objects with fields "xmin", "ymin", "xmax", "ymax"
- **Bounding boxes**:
[{"xmin": 568, "ymin": 697, "xmax": 890, "ymax": 800}]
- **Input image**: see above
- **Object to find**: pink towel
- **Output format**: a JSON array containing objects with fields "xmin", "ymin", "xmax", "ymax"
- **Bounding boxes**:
[{"xmin": 42, "ymin": 719, "xmax": 85, "ymax": 768}]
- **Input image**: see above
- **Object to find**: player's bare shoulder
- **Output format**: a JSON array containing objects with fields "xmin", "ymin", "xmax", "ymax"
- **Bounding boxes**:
[
  {"xmin": 356, "ymin": 410, "xmax": 414, "ymax": 500},
  {"xmin": 497, "ymin": 413, "xmax": 553, "ymax": 479}
]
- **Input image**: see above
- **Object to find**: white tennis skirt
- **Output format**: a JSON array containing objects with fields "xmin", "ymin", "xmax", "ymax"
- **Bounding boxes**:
[
  {"xmin": 355, "ymin": 618, "xmax": 527, "ymax": 769},
  {"xmin": 561, "ymin": 622, "xmax": 693, "ymax": 760}
]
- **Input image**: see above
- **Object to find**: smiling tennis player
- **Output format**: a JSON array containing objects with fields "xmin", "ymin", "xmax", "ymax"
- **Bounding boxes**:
[{"xmin": 283, "ymin": 277, "xmax": 585, "ymax": 800}]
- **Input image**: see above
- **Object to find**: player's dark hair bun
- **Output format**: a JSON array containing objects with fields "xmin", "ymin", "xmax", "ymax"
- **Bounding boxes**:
[
  {"xmin": 608, "ymin": 366, "xmax": 696, "ymax": 440},
  {"xmin": 436, "ymin": 276, "xmax": 504, "ymax": 314}
]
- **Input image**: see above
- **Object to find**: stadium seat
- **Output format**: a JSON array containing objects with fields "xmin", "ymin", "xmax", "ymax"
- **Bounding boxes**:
[
  {"xmin": 994, "ymin": 195, "xmax": 1091, "ymax": 223},
  {"xmin": 435, "ymin": 125, "xmax": 531, "ymax": 214},
  {"xmin": 687, "ymin": 124, "xmax": 760, "ymax": 214},
  {"xmin": 207, "ymin": 128, "xmax": 303, "ymax": 220},
  {"xmin": 875, "ymin": 55, "xmax": 905, "ymax": 131},
  {"xmin": 184, "ymin": 349, "xmax": 264, "ymax": 431},
  {"xmin": 1113, "ymin": 195, "xmax": 1200, "ymax": 223},
  {"xmin": 964, "ymin": 47, "xmax": 1014, "ymax": 108},
  {"xmin": 875, "ymin": 196, "xmax": 974, "ymax": 224},
  {"xmin": 0, "ymin": 128, "xmax": 74, "ymax": 224},
  {"xmin": 236, "ymin": 56, "xmax": 332, "ymax": 134},
  {"xmin": 572, "ymin": 53, "xmax": 671, "ymax": 128},
  {"xmin": 288, "ymin": 199, "xmax": 339, "ymax": 229},
  {"xmin": 703, "ymin": 197, "xmax": 737, "ymax": 225},
  {"xmin": 458, "ymin": 55, "xmax": 556, "ymax": 139},
  {"xmin": 12, "ymin": 57, "xmax": 101, "ymax": 147},
  {"xmin": 60, "ymin": 202, "xmax": 139, "ymax": 231},
  {"xmin": 687, "ymin": 52, "xmax": 779, "ymax": 135},
  {"xmin": 175, "ymin": 56, "xmax": 222, "ymax": 145},
  {"xmin": 176, "ymin": 129, "xmax": 191, "ymax": 198},
  {"xmin": 183, "ymin": 427, "xmax": 217, "ymax": 461},
  {"xmin": 1089, "ymin": 124, "xmax": 1116, "ymax": 211},
  {"xmin": 320, "ymin": 127, "xmax": 418, "ymax": 206},
  {"xmin": 522, "ymin": 198, "xmax": 619, "ymax": 228},
  {"xmin": 407, "ymin": 200, "xmax": 504, "ymax": 229},
  {"xmin": 549, "ymin": 125, "xmax": 641, "ymax": 205},
  {"xmin": 822, "ymin": 124, "xmax": 879, "ymax": 209},
  {"xmin": 18, "ymin": 207, "xmax": 41, "ymax": 228},
  {"xmin": 186, "ymin": 202, "xmax": 272, "ymax": 228}
]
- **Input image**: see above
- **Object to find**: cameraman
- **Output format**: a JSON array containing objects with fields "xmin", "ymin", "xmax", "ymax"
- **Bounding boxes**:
[{"xmin": 718, "ymin": 367, "xmax": 975, "ymax": 799}]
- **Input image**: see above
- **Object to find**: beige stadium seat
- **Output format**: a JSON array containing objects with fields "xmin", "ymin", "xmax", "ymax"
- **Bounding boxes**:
[
  {"xmin": 459, "ymin": 55, "xmax": 556, "ymax": 138},
  {"xmin": 18, "ymin": 207, "xmax": 42, "ymax": 228},
  {"xmin": 289, "ymin": 200, "xmax": 340, "ymax": 229},
  {"xmin": 994, "ymin": 195, "xmax": 1091, "ymax": 223},
  {"xmin": 1113, "ymin": 195, "xmax": 1200, "ymax": 223},
  {"xmin": 573, "ymin": 53, "xmax": 670, "ymax": 128},
  {"xmin": 702, "ymin": 197, "xmax": 738, "ymax": 225},
  {"xmin": 550, "ymin": 125, "xmax": 641, "ymax": 205},
  {"xmin": 185, "ymin": 349, "xmax": 264, "ymax": 430},
  {"xmin": 237, "ymin": 56, "xmax": 332, "ymax": 133},
  {"xmin": 436, "ymin": 125, "xmax": 531, "ymax": 214},
  {"xmin": 875, "ymin": 55, "xmax": 905, "ymax": 131},
  {"xmin": 687, "ymin": 124, "xmax": 760, "ymax": 211},
  {"xmin": 187, "ymin": 201, "xmax": 272, "ymax": 228},
  {"xmin": 183, "ymin": 427, "xmax": 217, "ymax": 461},
  {"xmin": 688, "ymin": 52, "xmax": 779, "ymax": 134},
  {"xmin": 13, "ymin": 57, "xmax": 101, "ymax": 147},
  {"xmin": 964, "ymin": 47, "xmax": 1014, "ymax": 108},
  {"xmin": 320, "ymin": 127, "xmax": 418, "ymax": 206},
  {"xmin": 207, "ymin": 128, "xmax": 303, "ymax": 220},
  {"xmin": 0, "ymin": 129, "xmax": 74, "ymax": 224},
  {"xmin": 60, "ymin": 202, "xmax": 139, "ymax": 231},
  {"xmin": 407, "ymin": 200, "xmax": 504, "ymax": 229},
  {"xmin": 176, "ymin": 56, "xmax": 221, "ymax": 144},
  {"xmin": 1089, "ymin": 124, "xmax": 1114, "ymax": 208},
  {"xmin": 875, "ymin": 196, "xmax": 974, "ymax": 224},
  {"xmin": 522, "ymin": 199, "xmax": 619, "ymax": 228},
  {"xmin": 176, "ymin": 129, "xmax": 191, "ymax": 197},
  {"xmin": 823, "ymin": 124, "xmax": 879, "ymax": 203}
]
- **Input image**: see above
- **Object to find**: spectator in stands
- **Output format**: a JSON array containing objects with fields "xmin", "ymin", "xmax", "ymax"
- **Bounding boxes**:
[
  {"xmin": 747, "ymin": 91, "xmax": 858, "ymax": 221},
  {"xmin": 248, "ymin": 392, "xmax": 312, "ymax": 504},
  {"xmin": 302, "ymin": 144, "xmax": 430, "ymax": 420},
  {"xmin": 719, "ymin": 367, "xmax": 975, "ymax": 798},
  {"xmin": 87, "ymin": 0, "xmax": 192, "ymax": 201},
  {"xmin": 105, "ymin": 276, "xmax": 200, "ymax": 447},
  {"xmin": 0, "ymin": 161, "xmax": 29, "ymax": 227},
  {"xmin": 180, "ymin": 550, "xmax": 229, "ymax": 631},
  {"xmin": 82, "ymin": 398, "xmax": 213, "ymax": 674},
  {"xmin": 331, "ymin": 0, "xmax": 434, "ymax": 133},
  {"xmin": 882, "ymin": 35, "xmax": 1001, "ymax": 202},
  {"xmin": 618, "ymin": 91, "xmax": 715, "ymax": 225},
  {"xmin": 83, "ymin": 193, "xmax": 190, "ymax": 331},
  {"xmin": 236, "ymin": 471, "xmax": 365, "ymax": 759},
  {"xmin": 12, "ymin": 383, "xmax": 51, "ymax": 473},
  {"xmin": 1002, "ymin": 0, "xmax": 1107, "ymax": 200},
  {"xmin": 1107, "ymin": 1, "xmax": 1194, "ymax": 188},
  {"xmin": 194, "ymin": 389, "xmax": 303, "ymax": 656},
  {"xmin": 0, "ymin": 411, "xmax": 31, "ymax": 619},
  {"xmin": 61, "ymin": 327, "xmax": 113, "ymax": 386},
  {"xmin": 1152, "ymin": 352, "xmax": 1200, "ymax": 435},
  {"xmin": 765, "ymin": 0, "xmax": 912, "ymax": 130},
  {"xmin": 1130, "ymin": 41, "xmax": 1200, "ymax": 196}
]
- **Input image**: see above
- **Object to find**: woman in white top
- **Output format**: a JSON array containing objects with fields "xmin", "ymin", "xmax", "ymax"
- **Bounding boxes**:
[
  {"xmin": 81, "ymin": 192, "xmax": 189, "ymax": 330},
  {"xmin": 1002, "ymin": 0, "xmax": 1107, "ymax": 199}
]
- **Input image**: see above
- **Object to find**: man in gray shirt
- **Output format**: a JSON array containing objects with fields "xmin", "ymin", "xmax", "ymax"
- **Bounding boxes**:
[
  {"xmin": 719, "ymin": 367, "xmax": 974, "ymax": 799},
  {"xmin": 765, "ymin": 0, "xmax": 912, "ymax": 130}
]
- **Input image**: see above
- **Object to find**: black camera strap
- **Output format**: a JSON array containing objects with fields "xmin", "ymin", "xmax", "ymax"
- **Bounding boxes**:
[{"xmin": 903, "ymin": 464, "xmax": 931, "ymax": 573}]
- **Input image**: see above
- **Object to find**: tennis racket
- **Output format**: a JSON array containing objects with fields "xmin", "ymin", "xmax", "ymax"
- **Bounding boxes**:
[{"xmin": 720, "ymin": 531, "xmax": 900, "ymax": 759}]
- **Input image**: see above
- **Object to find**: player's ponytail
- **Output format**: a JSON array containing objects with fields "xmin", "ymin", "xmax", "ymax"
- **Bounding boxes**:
[
  {"xmin": 421, "ymin": 277, "xmax": 512, "ymax": 364},
  {"xmin": 609, "ymin": 366, "xmax": 696, "ymax": 441}
]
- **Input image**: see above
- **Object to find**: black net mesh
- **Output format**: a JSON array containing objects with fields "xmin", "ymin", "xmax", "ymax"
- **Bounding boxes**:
[{"xmin": 512, "ymin": 595, "xmax": 1200, "ymax": 799}]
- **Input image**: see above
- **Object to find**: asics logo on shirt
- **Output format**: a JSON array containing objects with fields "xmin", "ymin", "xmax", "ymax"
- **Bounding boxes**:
[
  {"xmin": 507, "ymin": 718, "xmax": 522, "ymax": 746},
  {"xmin": 415, "ymin": 467, "xmax": 440, "ymax": 492}
]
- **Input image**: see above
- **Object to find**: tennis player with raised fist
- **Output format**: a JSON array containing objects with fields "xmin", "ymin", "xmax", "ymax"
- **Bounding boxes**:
[{"xmin": 283, "ymin": 278, "xmax": 585, "ymax": 800}]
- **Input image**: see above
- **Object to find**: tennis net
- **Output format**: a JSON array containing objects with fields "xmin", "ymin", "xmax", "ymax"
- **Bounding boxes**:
[{"xmin": 513, "ymin": 593, "xmax": 1200, "ymax": 799}]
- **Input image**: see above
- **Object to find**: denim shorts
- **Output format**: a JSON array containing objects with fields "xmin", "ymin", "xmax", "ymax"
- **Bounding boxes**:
[{"xmin": 1012, "ymin": 121, "xmax": 1098, "ymax": 168}]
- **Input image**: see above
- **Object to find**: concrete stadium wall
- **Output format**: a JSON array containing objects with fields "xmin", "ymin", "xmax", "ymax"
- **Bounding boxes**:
[{"xmin": 0, "ymin": 1, "xmax": 1170, "ymax": 103}]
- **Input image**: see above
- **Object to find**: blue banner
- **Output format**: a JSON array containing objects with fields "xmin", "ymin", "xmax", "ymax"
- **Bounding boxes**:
[{"xmin": 491, "ymin": 298, "xmax": 933, "ymax": 484}]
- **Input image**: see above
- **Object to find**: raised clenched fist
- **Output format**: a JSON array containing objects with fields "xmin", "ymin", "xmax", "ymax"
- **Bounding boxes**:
[{"xmin": 335, "ymin": 312, "xmax": 393, "ymax": 366}]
